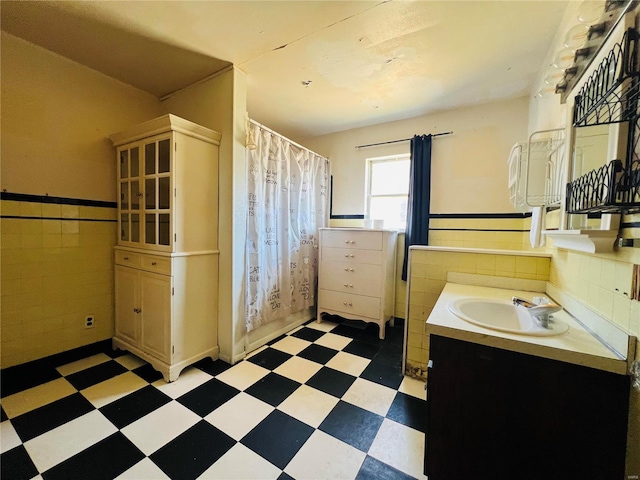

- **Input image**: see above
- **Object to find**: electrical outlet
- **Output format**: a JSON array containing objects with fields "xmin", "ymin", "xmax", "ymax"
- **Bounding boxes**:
[{"xmin": 85, "ymin": 315, "xmax": 95, "ymax": 329}]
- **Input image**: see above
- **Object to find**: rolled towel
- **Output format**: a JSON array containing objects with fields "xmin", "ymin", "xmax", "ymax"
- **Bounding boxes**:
[{"xmin": 529, "ymin": 206, "xmax": 546, "ymax": 248}]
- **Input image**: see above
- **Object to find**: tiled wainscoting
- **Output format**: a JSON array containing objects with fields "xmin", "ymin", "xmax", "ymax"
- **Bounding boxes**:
[
  {"xmin": 428, "ymin": 214, "xmax": 532, "ymax": 250},
  {"xmin": 550, "ymin": 248, "xmax": 640, "ymax": 338},
  {"xmin": 1, "ymin": 196, "xmax": 117, "ymax": 368}
]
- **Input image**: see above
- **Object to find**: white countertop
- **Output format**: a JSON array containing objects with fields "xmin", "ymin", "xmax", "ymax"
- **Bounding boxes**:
[{"xmin": 426, "ymin": 283, "xmax": 628, "ymax": 375}]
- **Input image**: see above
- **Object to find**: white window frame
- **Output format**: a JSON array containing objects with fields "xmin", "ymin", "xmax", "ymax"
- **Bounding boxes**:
[{"xmin": 365, "ymin": 153, "xmax": 410, "ymax": 230}]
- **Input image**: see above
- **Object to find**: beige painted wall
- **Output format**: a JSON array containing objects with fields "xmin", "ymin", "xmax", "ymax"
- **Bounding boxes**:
[
  {"xmin": 160, "ymin": 67, "xmax": 248, "ymax": 364},
  {"xmin": 300, "ymin": 96, "xmax": 529, "ymax": 216},
  {"xmin": 0, "ymin": 33, "xmax": 163, "ymax": 367},
  {"xmin": 0, "ymin": 32, "xmax": 164, "ymax": 202}
]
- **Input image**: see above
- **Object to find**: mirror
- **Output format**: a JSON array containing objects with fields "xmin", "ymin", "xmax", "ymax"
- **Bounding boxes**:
[{"xmin": 568, "ymin": 121, "xmax": 629, "ymax": 230}]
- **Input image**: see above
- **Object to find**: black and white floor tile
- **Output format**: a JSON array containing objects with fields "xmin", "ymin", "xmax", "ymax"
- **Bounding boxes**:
[{"xmin": 1, "ymin": 318, "xmax": 427, "ymax": 480}]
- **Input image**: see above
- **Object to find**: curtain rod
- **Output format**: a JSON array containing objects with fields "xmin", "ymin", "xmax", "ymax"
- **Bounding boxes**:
[
  {"xmin": 248, "ymin": 118, "xmax": 328, "ymax": 160},
  {"xmin": 355, "ymin": 131, "xmax": 453, "ymax": 149}
]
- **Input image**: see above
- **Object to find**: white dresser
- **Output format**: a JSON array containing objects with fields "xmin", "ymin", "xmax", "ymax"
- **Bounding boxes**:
[{"xmin": 317, "ymin": 228, "xmax": 397, "ymax": 339}]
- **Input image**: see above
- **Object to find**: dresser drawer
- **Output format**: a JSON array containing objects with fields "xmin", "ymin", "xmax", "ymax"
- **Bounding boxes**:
[
  {"xmin": 320, "ymin": 261, "xmax": 381, "ymax": 296},
  {"xmin": 140, "ymin": 254, "xmax": 172, "ymax": 275},
  {"xmin": 321, "ymin": 247, "xmax": 382, "ymax": 265},
  {"xmin": 319, "ymin": 289, "xmax": 381, "ymax": 319},
  {"xmin": 115, "ymin": 250, "xmax": 141, "ymax": 268},
  {"xmin": 321, "ymin": 230, "xmax": 382, "ymax": 250}
]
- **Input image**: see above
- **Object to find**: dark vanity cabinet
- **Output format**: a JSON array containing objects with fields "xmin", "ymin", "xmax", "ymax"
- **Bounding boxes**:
[{"xmin": 424, "ymin": 335, "xmax": 630, "ymax": 480}]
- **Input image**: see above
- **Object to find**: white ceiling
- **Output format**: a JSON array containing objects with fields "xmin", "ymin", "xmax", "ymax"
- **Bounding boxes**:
[{"xmin": 1, "ymin": 1, "xmax": 568, "ymax": 139}]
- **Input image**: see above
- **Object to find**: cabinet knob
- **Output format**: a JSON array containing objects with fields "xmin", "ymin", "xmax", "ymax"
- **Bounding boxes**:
[
  {"xmin": 344, "ymin": 267, "xmax": 348, "ymax": 271},
  {"xmin": 349, "ymin": 284, "xmax": 353, "ymax": 287},
  {"xmin": 349, "ymin": 268, "xmax": 354, "ymax": 272},
  {"xmin": 151, "ymin": 262, "xmax": 157, "ymax": 266},
  {"xmin": 124, "ymin": 257, "xmax": 129, "ymax": 260},
  {"xmin": 350, "ymin": 254, "xmax": 354, "ymax": 258},
  {"xmin": 350, "ymin": 240, "xmax": 355, "ymax": 244},
  {"xmin": 343, "ymin": 283, "xmax": 348, "ymax": 287},
  {"xmin": 348, "ymin": 302, "xmax": 353, "ymax": 306},
  {"xmin": 343, "ymin": 301, "xmax": 347, "ymax": 305}
]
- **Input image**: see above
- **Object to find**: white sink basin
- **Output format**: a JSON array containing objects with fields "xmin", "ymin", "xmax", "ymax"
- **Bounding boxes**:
[{"xmin": 448, "ymin": 298, "xmax": 568, "ymax": 336}]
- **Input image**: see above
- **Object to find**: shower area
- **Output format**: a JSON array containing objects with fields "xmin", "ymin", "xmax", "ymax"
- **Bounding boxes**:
[{"xmin": 243, "ymin": 119, "xmax": 330, "ymax": 353}]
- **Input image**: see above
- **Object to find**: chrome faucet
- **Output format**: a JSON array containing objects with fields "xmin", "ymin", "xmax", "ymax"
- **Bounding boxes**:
[{"xmin": 512, "ymin": 296, "xmax": 561, "ymax": 328}]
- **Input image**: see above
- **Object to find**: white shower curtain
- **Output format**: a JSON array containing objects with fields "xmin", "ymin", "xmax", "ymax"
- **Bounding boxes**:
[{"xmin": 245, "ymin": 121, "xmax": 329, "ymax": 332}]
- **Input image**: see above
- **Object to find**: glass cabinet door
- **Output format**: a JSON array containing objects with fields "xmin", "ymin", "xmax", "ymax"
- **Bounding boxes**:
[
  {"xmin": 118, "ymin": 146, "xmax": 141, "ymax": 244},
  {"xmin": 142, "ymin": 136, "xmax": 172, "ymax": 249},
  {"xmin": 117, "ymin": 135, "xmax": 172, "ymax": 251}
]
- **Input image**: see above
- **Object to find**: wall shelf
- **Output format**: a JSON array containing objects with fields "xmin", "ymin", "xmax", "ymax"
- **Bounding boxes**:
[
  {"xmin": 568, "ymin": 27, "xmax": 640, "ymax": 216},
  {"xmin": 544, "ymin": 229, "xmax": 618, "ymax": 253},
  {"xmin": 573, "ymin": 28, "xmax": 640, "ymax": 127},
  {"xmin": 566, "ymin": 158, "xmax": 640, "ymax": 214}
]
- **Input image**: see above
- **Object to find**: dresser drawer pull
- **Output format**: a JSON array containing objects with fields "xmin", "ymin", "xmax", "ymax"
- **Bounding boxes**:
[
  {"xmin": 344, "ymin": 254, "xmax": 355, "ymax": 258},
  {"xmin": 343, "ymin": 240, "xmax": 356, "ymax": 244},
  {"xmin": 343, "ymin": 283, "xmax": 354, "ymax": 288},
  {"xmin": 342, "ymin": 301, "xmax": 353, "ymax": 306},
  {"xmin": 343, "ymin": 267, "xmax": 355, "ymax": 272},
  {"xmin": 151, "ymin": 262, "xmax": 157, "ymax": 266},
  {"xmin": 124, "ymin": 257, "xmax": 129, "ymax": 260}
]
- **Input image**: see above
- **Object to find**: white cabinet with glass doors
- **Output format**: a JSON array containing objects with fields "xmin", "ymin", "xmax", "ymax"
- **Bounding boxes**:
[
  {"xmin": 119, "ymin": 135, "xmax": 173, "ymax": 250},
  {"xmin": 110, "ymin": 114, "xmax": 221, "ymax": 381}
]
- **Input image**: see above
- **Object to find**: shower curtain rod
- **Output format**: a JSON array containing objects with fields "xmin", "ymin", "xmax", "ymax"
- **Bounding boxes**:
[
  {"xmin": 248, "ymin": 118, "xmax": 329, "ymax": 160},
  {"xmin": 355, "ymin": 131, "xmax": 453, "ymax": 149}
]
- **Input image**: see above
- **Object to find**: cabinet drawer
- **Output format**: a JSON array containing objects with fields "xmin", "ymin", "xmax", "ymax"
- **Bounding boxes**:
[
  {"xmin": 320, "ymin": 261, "xmax": 381, "ymax": 296},
  {"xmin": 321, "ymin": 230, "xmax": 382, "ymax": 250},
  {"xmin": 115, "ymin": 251, "xmax": 141, "ymax": 268},
  {"xmin": 319, "ymin": 289, "xmax": 380, "ymax": 319},
  {"xmin": 321, "ymin": 247, "xmax": 382, "ymax": 265},
  {"xmin": 140, "ymin": 254, "xmax": 172, "ymax": 275}
]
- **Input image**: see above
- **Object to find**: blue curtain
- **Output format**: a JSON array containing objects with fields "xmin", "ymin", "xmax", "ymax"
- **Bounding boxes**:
[{"xmin": 402, "ymin": 134, "xmax": 432, "ymax": 281}]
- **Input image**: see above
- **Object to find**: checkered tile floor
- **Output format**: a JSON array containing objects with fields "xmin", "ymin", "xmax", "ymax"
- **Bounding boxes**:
[{"xmin": 1, "ymin": 318, "xmax": 427, "ymax": 480}]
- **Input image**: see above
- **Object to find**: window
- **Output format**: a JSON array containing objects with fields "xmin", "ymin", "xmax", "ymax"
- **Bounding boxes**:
[{"xmin": 366, "ymin": 154, "xmax": 410, "ymax": 229}]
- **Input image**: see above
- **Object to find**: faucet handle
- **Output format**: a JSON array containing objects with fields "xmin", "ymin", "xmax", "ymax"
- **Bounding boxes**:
[
  {"xmin": 512, "ymin": 296, "xmax": 536, "ymax": 308},
  {"xmin": 533, "ymin": 296, "xmax": 551, "ymax": 306}
]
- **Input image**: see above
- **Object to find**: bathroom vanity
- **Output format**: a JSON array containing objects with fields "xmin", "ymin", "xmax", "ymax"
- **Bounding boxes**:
[{"xmin": 424, "ymin": 283, "xmax": 632, "ymax": 480}]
